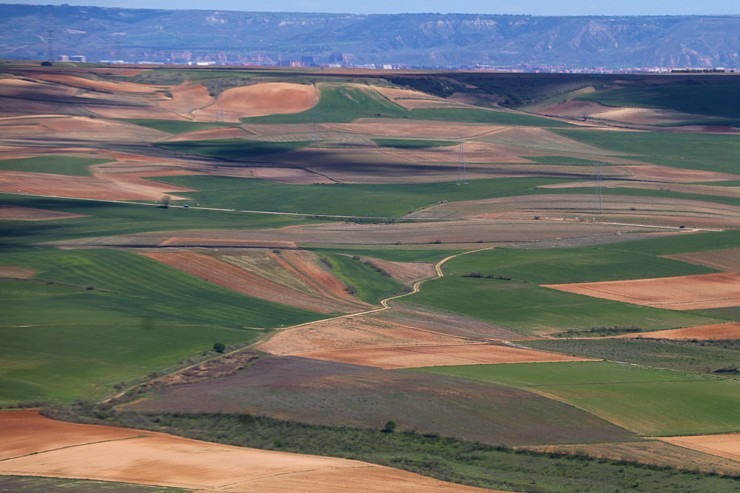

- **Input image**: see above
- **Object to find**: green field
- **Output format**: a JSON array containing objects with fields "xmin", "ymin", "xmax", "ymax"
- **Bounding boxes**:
[
  {"xmin": 155, "ymin": 139, "xmax": 311, "ymax": 161},
  {"xmin": 152, "ymin": 175, "xmax": 564, "ymax": 217},
  {"xmin": 244, "ymin": 83, "xmax": 571, "ymax": 126},
  {"xmin": 126, "ymin": 119, "xmax": 239, "ymax": 134},
  {"xmin": 576, "ymin": 78, "xmax": 740, "ymax": 121},
  {"xmin": 420, "ymin": 362, "xmax": 740, "ymax": 436},
  {"xmin": 606, "ymin": 229, "xmax": 740, "ymax": 256},
  {"xmin": 0, "ymin": 156, "xmax": 108, "ymax": 176},
  {"xmin": 442, "ymin": 246, "xmax": 714, "ymax": 284},
  {"xmin": 556, "ymin": 129, "xmax": 740, "ymax": 174},
  {"xmin": 0, "ymin": 248, "xmax": 322, "ymax": 403},
  {"xmin": 315, "ymin": 251, "xmax": 405, "ymax": 303},
  {"xmin": 0, "ymin": 476, "xmax": 189, "ymax": 493},
  {"xmin": 372, "ymin": 138, "xmax": 457, "ymax": 148},
  {"xmin": 408, "ymin": 277, "xmax": 720, "ymax": 335}
]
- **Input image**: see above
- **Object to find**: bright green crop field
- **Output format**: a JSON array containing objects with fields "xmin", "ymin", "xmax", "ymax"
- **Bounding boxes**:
[
  {"xmin": 420, "ymin": 362, "xmax": 740, "ymax": 436},
  {"xmin": 0, "ymin": 156, "xmax": 108, "ymax": 176},
  {"xmin": 0, "ymin": 248, "xmax": 322, "ymax": 403}
]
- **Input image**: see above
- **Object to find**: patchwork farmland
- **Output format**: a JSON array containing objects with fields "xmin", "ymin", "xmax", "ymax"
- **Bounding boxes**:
[{"xmin": 0, "ymin": 62, "xmax": 738, "ymax": 492}]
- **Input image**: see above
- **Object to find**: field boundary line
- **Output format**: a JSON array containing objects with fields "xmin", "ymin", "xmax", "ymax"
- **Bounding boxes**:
[{"xmin": 0, "ymin": 435, "xmax": 149, "ymax": 463}]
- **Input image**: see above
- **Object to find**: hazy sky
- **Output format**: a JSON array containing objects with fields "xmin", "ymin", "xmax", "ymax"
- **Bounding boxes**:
[{"xmin": 7, "ymin": 0, "xmax": 740, "ymax": 15}]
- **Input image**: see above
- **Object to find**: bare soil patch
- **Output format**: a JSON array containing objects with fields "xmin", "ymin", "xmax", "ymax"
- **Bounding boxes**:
[
  {"xmin": 546, "ymin": 273, "xmax": 740, "ymax": 311},
  {"xmin": 165, "ymin": 126, "xmax": 251, "ymax": 141},
  {"xmin": 0, "ymin": 410, "xmax": 491, "ymax": 493},
  {"xmin": 375, "ymin": 305, "xmax": 523, "ymax": 340},
  {"xmin": 159, "ymin": 82, "xmax": 214, "ymax": 118},
  {"xmin": 620, "ymin": 322, "xmax": 740, "ymax": 341},
  {"xmin": 328, "ymin": 121, "xmax": 504, "ymax": 139},
  {"xmin": 0, "ymin": 116, "xmax": 168, "ymax": 143},
  {"xmin": 258, "ymin": 315, "xmax": 471, "ymax": 356},
  {"xmin": 142, "ymin": 250, "xmax": 365, "ymax": 314},
  {"xmin": 0, "ymin": 170, "xmax": 191, "ymax": 201},
  {"xmin": 360, "ymin": 256, "xmax": 436, "ymax": 284},
  {"xmin": 623, "ymin": 164, "xmax": 739, "ymax": 183},
  {"xmin": 31, "ymin": 73, "xmax": 161, "ymax": 94},
  {"xmin": 300, "ymin": 343, "xmax": 593, "ymax": 369},
  {"xmin": 0, "ymin": 205, "xmax": 86, "ymax": 221},
  {"xmin": 373, "ymin": 86, "xmax": 471, "ymax": 110},
  {"xmin": 536, "ymin": 100, "xmax": 696, "ymax": 126},
  {"xmin": 193, "ymin": 83, "xmax": 318, "ymax": 122},
  {"xmin": 656, "ymin": 433, "xmax": 740, "ymax": 462},
  {"xmin": 667, "ymin": 248, "xmax": 740, "ymax": 273},
  {"xmin": 522, "ymin": 440, "xmax": 740, "ymax": 475},
  {"xmin": 0, "ymin": 266, "xmax": 36, "ymax": 279}
]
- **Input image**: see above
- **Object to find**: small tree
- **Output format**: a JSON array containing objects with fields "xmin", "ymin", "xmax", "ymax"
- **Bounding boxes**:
[
  {"xmin": 160, "ymin": 194, "xmax": 171, "ymax": 208},
  {"xmin": 381, "ymin": 420, "xmax": 397, "ymax": 433},
  {"xmin": 213, "ymin": 342, "xmax": 226, "ymax": 353}
]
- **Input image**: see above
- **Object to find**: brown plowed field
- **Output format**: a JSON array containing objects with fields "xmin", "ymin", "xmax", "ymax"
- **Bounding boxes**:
[
  {"xmin": 623, "ymin": 164, "xmax": 740, "ymax": 183},
  {"xmin": 361, "ymin": 257, "xmax": 436, "ymax": 284},
  {"xmin": 656, "ymin": 433, "xmax": 740, "ymax": 462},
  {"xmin": 546, "ymin": 273, "xmax": 740, "ymax": 310},
  {"xmin": 142, "ymin": 250, "xmax": 364, "ymax": 314},
  {"xmin": 85, "ymin": 104, "xmax": 186, "ymax": 120},
  {"xmin": 0, "ymin": 205, "xmax": 85, "ymax": 221},
  {"xmin": 0, "ymin": 116, "xmax": 168, "ymax": 142},
  {"xmin": 273, "ymin": 250, "xmax": 369, "ymax": 307},
  {"xmin": 165, "ymin": 126, "xmax": 251, "ymax": 141},
  {"xmin": 299, "ymin": 343, "xmax": 593, "ymax": 369},
  {"xmin": 193, "ymin": 83, "xmax": 318, "ymax": 122},
  {"xmin": 159, "ymin": 82, "xmax": 214, "ymax": 118},
  {"xmin": 0, "ymin": 171, "xmax": 189, "ymax": 201},
  {"xmin": 667, "ymin": 248, "xmax": 740, "ymax": 273},
  {"xmin": 0, "ymin": 410, "xmax": 494, "ymax": 493},
  {"xmin": 620, "ymin": 322, "xmax": 740, "ymax": 340},
  {"xmin": 372, "ymin": 86, "xmax": 471, "ymax": 110},
  {"xmin": 258, "ymin": 315, "xmax": 472, "ymax": 356},
  {"xmin": 31, "ymin": 73, "xmax": 162, "ymax": 94},
  {"xmin": 328, "ymin": 121, "xmax": 504, "ymax": 139}
]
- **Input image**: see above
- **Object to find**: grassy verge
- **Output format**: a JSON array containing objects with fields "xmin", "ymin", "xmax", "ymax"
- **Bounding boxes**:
[
  {"xmin": 420, "ymin": 362, "xmax": 740, "ymax": 436},
  {"xmin": 42, "ymin": 404, "xmax": 740, "ymax": 493},
  {"xmin": 0, "ymin": 476, "xmax": 189, "ymax": 493},
  {"xmin": 0, "ymin": 156, "xmax": 108, "ymax": 176}
]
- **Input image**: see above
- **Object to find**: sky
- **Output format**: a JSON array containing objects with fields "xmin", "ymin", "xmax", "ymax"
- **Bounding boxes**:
[{"xmin": 6, "ymin": 0, "xmax": 740, "ymax": 15}]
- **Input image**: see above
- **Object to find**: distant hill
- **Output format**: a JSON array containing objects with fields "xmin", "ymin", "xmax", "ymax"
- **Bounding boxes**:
[{"xmin": 0, "ymin": 4, "xmax": 738, "ymax": 69}]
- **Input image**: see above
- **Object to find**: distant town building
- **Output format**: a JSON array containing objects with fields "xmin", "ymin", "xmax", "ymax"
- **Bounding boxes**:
[{"xmin": 69, "ymin": 55, "xmax": 86, "ymax": 63}]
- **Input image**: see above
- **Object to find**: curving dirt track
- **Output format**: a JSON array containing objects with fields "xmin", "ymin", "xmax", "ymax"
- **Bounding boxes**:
[
  {"xmin": 193, "ymin": 83, "xmax": 318, "ymax": 122},
  {"xmin": 656, "ymin": 433, "xmax": 740, "ymax": 462},
  {"xmin": 159, "ymin": 82, "xmax": 215, "ymax": 118},
  {"xmin": 620, "ymin": 322, "xmax": 740, "ymax": 341},
  {"xmin": 0, "ymin": 410, "xmax": 496, "ymax": 493},
  {"xmin": 546, "ymin": 273, "xmax": 740, "ymax": 311}
]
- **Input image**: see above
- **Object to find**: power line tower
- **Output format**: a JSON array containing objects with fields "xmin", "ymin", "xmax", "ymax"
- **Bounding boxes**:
[{"xmin": 45, "ymin": 28, "xmax": 55, "ymax": 62}]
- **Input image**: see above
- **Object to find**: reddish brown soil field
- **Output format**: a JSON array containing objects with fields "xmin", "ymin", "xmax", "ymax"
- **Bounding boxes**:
[
  {"xmin": 193, "ymin": 83, "xmax": 318, "ymax": 122},
  {"xmin": 0, "ymin": 170, "xmax": 191, "ymax": 201},
  {"xmin": 0, "ymin": 205, "xmax": 86, "ymax": 221},
  {"xmin": 360, "ymin": 257, "xmax": 436, "ymax": 284},
  {"xmin": 159, "ymin": 82, "xmax": 214, "ymax": 118},
  {"xmin": 546, "ymin": 273, "xmax": 740, "ymax": 310},
  {"xmin": 299, "ymin": 343, "xmax": 593, "ymax": 369},
  {"xmin": 31, "ymin": 73, "xmax": 162, "ymax": 94},
  {"xmin": 142, "ymin": 250, "xmax": 365, "ymax": 314},
  {"xmin": 622, "ymin": 164, "xmax": 739, "ymax": 183},
  {"xmin": 0, "ymin": 410, "xmax": 493, "ymax": 493},
  {"xmin": 621, "ymin": 322, "xmax": 740, "ymax": 341},
  {"xmin": 656, "ymin": 433, "xmax": 740, "ymax": 462},
  {"xmin": 258, "ymin": 315, "xmax": 472, "ymax": 356},
  {"xmin": 667, "ymin": 248, "xmax": 740, "ymax": 273}
]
